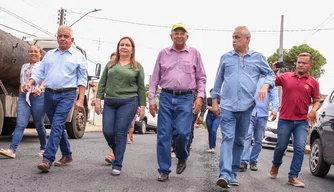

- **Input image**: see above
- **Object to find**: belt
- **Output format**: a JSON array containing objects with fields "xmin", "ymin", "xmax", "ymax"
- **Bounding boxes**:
[
  {"xmin": 45, "ymin": 87, "xmax": 77, "ymax": 93},
  {"xmin": 162, "ymin": 89, "xmax": 193, "ymax": 95}
]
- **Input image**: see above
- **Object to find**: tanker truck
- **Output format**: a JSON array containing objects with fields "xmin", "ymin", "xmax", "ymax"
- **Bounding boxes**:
[{"xmin": 0, "ymin": 29, "xmax": 101, "ymax": 139}]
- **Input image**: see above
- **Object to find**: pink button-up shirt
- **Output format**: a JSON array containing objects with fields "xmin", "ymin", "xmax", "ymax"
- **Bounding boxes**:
[{"xmin": 148, "ymin": 45, "xmax": 206, "ymax": 105}]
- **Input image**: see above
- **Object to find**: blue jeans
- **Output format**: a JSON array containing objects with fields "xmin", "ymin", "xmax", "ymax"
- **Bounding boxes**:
[
  {"xmin": 218, "ymin": 106, "xmax": 253, "ymax": 183},
  {"xmin": 171, "ymin": 112, "xmax": 197, "ymax": 154},
  {"xmin": 10, "ymin": 92, "xmax": 46, "ymax": 152},
  {"xmin": 272, "ymin": 119, "xmax": 309, "ymax": 178},
  {"xmin": 43, "ymin": 90, "xmax": 76, "ymax": 164},
  {"xmin": 241, "ymin": 115, "xmax": 268, "ymax": 164},
  {"xmin": 157, "ymin": 91, "xmax": 193, "ymax": 174},
  {"xmin": 102, "ymin": 97, "xmax": 138, "ymax": 171},
  {"xmin": 206, "ymin": 112, "xmax": 220, "ymax": 149}
]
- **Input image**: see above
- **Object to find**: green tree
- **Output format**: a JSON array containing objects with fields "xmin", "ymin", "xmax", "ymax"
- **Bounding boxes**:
[{"xmin": 267, "ymin": 44, "xmax": 326, "ymax": 79}]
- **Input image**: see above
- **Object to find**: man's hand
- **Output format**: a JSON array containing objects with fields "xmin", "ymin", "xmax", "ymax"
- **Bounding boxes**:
[
  {"xmin": 33, "ymin": 88, "xmax": 42, "ymax": 97},
  {"xmin": 91, "ymin": 98, "xmax": 96, "ymax": 107},
  {"xmin": 193, "ymin": 97, "xmax": 203, "ymax": 114},
  {"xmin": 257, "ymin": 84, "xmax": 269, "ymax": 102},
  {"xmin": 139, "ymin": 106, "xmax": 145, "ymax": 120},
  {"xmin": 308, "ymin": 110, "xmax": 317, "ymax": 126},
  {"xmin": 272, "ymin": 61, "xmax": 279, "ymax": 74},
  {"xmin": 270, "ymin": 111, "xmax": 277, "ymax": 121},
  {"xmin": 75, "ymin": 99, "xmax": 84, "ymax": 111},
  {"xmin": 94, "ymin": 98, "xmax": 102, "ymax": 115},
  {"xmin": 149, "ymin": 104, "xmax": 157, "ymax": 118}
]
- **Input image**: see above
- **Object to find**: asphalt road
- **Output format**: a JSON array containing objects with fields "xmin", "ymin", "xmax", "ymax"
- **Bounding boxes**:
[{"xmin": 0, "ymin": 127, "xmax": 334, "ymax": 192}]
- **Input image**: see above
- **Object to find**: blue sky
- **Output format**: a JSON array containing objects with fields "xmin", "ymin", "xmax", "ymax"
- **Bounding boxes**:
[{"xmin": 1, "ymin": 0, "xmax": 333, "ymax": 95}]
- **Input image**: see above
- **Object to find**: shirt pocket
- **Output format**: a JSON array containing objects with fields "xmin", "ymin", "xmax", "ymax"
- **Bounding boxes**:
[
  {"xmin": 244, "ymin": 63, "xmax": 258, "ymax": 74},
  {"xmin": 224, "ymin": 63, "xmax": 235, "ymax": 78},
  {"xmin": 180, "ymin": 60, "xmax": 194, "ymax": 74}
]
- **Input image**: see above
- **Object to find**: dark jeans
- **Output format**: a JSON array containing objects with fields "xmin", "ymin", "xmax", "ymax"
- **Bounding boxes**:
[
  {"xmin": 171, "ymin": 113, "xmax": 197, "ymax": 154},
  {"xmin": 157, "ymin": 91, "xmax": 193, "ymax": 173},
  {"xmin": 10, "ymin": 92, "xmax": 46, "ymax": 152},
  {"xmin": 102, "ymin": 97, "xmax": 138, "ymax": 171},
  {"xmin": 43, "ymin": 90, "xmax": 76, "ymax": 164},
  {"xmin": 205, "ymin": 111, "xmax": 220, "ymax": 149},
  {"xmin": 272, "ymin": 119, "xmax": 309, "ymax": 178}
]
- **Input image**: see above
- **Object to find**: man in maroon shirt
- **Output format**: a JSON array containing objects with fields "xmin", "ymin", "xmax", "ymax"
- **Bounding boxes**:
[{"xmin": 269, "ymin": 52, "xmax": 321, "ymax": 187}]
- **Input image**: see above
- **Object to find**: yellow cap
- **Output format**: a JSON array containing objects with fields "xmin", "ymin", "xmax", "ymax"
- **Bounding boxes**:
[{"xmin": 171, "ymin": 22, "xmax": 188, "ymax": 32}]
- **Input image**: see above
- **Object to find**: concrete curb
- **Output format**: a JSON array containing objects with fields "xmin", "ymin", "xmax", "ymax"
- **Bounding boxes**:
[
  {"xmin": 286, "ymin": 145, "xmax": 311, "ymax": 154},
  {"xmin": 85, "ymin": 124, "xmax": 102, "ymax": 132}
]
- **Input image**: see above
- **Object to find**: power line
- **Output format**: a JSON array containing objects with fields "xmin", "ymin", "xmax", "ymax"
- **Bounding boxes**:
[
  {"xmin": 75, "ymin": 36, "xmax": 160, "ymax": 51},
  {"xmin": 70, "ymin": 11, "xmax": 334, "ymax": 33},
  {"xmin": 0, "ymin": 5, "xmax": 54, "ymax": 36},
  {"xmin": 301, "ymin": 13, "xmax": 334, "ymax": 43},
  {"xmin": 0, "ymin": 23, "xmax": 36, "ymax": 36}
]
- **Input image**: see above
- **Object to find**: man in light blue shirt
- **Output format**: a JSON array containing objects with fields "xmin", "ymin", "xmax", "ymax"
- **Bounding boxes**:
[
  {"xmin": 239, "ymin": 75, "xmax": 279, "ymax": 172},
  {"xmin": 24, "ymin": 25, "xmax": 88, "ymax": 173},
  {"xmin": 212, "ymin": 26, "xmax": 275, "ymax": 188}
]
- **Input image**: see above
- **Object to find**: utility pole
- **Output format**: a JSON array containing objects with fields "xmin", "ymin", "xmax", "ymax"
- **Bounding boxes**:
[
  {"xmin": 278, "ymin": 15, "xmax": 284, "ymax": 108},
  {"xmin": 57, "ymin": 8, "xmax": 67, "ymax": 26}
]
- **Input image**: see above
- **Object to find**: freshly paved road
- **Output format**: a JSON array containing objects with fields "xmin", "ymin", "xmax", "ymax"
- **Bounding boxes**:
[{"xmin": 0, "ymin": 125, "xmax": 333, "ymax": 192}]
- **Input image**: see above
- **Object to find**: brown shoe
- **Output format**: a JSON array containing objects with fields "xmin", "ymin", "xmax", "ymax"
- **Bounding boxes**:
[
  {"xmin": 288, "ymin": 177, "xmax": 305, "ymax": 187},
  {"xmin": 54, "ymin": 156, "xmax": 73, "ymax": 166},
  {"xmin": 37, "ymin": 160, "xmax": 51, "ymax": 173},
  {"xmin": 270, "ymin": 165, "xmax": 279, "ymax": 179}
]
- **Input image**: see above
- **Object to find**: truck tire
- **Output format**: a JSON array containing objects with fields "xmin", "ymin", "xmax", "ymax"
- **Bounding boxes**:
[
  {"xmin": 1, "ymin": 117, "xmax": 15, "ymax": 136},
  {"xmin": 309, "ymin": 138, "xmax": 331, "ymax": 177},
  {"xmin": 0, "ymin": 101, "xmax": 3, "ymax": 134},
  {"xmin": 66, "ymin": 108, "xmax": 86, "ymax": 139}
]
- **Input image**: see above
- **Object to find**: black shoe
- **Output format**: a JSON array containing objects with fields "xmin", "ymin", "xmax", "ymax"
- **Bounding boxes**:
[
  {"xmin": 157, "ymin": 172, "xmax": 169, "ymax": 182},
  {"xmin": 216, "ymin": 177, "xmax": 230, "ymax": 188},
  {"xmin": 250, "ymin": 163, "xmax": 258, "ymax": 171},
  {"xmin": 239, "ymin": 162, "xmax": 248, "ymax": 172},
  {"xmin": 176, "ymin": 160, "xmax": 187, "ymax": 174}
]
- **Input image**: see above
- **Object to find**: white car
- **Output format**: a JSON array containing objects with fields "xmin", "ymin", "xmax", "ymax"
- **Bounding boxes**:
[
  {"xmin": 134, "ymin": 106, "xmax": 157, "ymax": 134},
  {"xmin": 262, "ymin": 112, "xmax": 293, "ymax": 149}
]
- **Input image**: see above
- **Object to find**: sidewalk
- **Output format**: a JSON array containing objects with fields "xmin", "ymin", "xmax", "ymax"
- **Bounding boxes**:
[
  {"xmin": 286, "ymin": 145, "xmax": 311, "ymax": 154},
  {"xmin": 85, "ymin": 123, "xmax": 102, "ymax": 132},
  {"xmin": 24, "ymin": 123, "xmax": 102, "ymax": 135}
]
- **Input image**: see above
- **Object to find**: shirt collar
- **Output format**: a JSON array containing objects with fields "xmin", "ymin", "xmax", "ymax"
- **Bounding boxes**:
[
  {"xmin": 54, "ymin": 47, "xmax": 74, "ymax": 54},
  {"xmin": 231, "ymin": 49, "xmax": 253, "ymax": 56},
  {"xmin": 169, "ymin": 44, "xmax": 189, "ymax": 52},
  {"xmin": 292, "ymin": 71, "xmax": 310, "ymax": 79}
]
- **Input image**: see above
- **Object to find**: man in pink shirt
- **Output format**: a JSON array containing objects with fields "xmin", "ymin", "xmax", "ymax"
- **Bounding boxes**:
[{"xmin": 148, "ymin": 22, "xmax": 206, "ymax": 182}]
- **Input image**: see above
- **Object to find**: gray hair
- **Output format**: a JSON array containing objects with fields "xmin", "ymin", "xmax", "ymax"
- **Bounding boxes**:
[
  {"xmin": 57, "ymin": 25, "xmax": 73, "ymax": 37},
  {"xmin": 235, "ymin": 26, "xmax": 251, "ymax": 38}
]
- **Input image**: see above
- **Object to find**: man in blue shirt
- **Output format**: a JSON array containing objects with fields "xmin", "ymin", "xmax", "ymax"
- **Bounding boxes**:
[
  {"xmin": 212, "ymin": 26, "xmax": 275, "ymax": 188},
  {"xmin": 24, "ymin": 26, "xmax": 88, "ymax": 173},
  {"xmin": 239, "ymin": 75, "xmax": 279, "ymax": 172}
]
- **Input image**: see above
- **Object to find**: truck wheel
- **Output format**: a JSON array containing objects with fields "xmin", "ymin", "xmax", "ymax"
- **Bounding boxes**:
[
  {"xmin": 309, "ymin": 138, "xmax": 331, "ymax": 177},
  {"xmin": 0, "ymin": 101, "xmax": 3, "ymax": 135},
  {"xmin": 66, "ymin": 108, "xmax": 86, "ymax": 139},
  {"xmin": 1, "ymin": 118, "xmax": 15, "ymax": 136}
]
